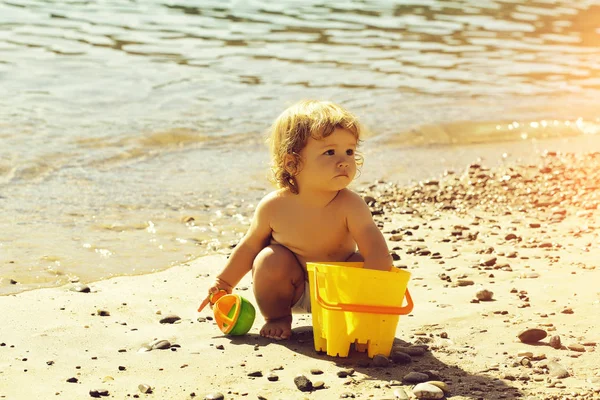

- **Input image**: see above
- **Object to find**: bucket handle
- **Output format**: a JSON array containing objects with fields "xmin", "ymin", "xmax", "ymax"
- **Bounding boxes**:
[{"xmin": 312, "ymin": 266, "xmax": 414, "ymax": 315}]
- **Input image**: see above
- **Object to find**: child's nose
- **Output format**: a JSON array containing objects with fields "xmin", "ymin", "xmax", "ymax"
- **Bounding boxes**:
[{"xmin": 337, "ymin": 159, "xmax": 349, "ymax": 168}]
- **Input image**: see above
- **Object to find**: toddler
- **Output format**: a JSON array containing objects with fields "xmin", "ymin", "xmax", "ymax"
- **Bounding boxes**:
[{"xmin": 199, "ymin": 100, "xmax": 392, "ymax": 340}]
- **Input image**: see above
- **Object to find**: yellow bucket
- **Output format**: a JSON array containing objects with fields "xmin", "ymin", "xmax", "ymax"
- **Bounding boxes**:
[{"xmin": 307, "ymin": 262, "xmax": 413, "ymax": 358}]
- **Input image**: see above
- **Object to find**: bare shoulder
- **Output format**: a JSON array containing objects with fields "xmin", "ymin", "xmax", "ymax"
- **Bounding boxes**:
[
  {"xmin": 256, "ymin": 189, "xmax": 293, "ymax": 211},
  {"xmin": 335, "ymin": 189, "xmax": 369, "ymax": 209}
]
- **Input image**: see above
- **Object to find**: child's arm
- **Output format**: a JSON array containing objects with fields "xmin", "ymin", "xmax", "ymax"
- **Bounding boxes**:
[
  {"xmin": 198, "ymin": 195, "xmax": 274, "ymax": 311},
  {"xmin": 345, "ymin": 191, "xmax": 392, "ymax": 271}
]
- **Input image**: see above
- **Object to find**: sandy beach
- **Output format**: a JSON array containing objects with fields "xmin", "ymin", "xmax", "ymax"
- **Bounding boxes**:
[{"xmin": 1, "ymin": 150, "xmax": 599, "ymax": 400}]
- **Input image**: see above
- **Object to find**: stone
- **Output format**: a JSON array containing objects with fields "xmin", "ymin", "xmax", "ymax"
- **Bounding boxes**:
[
  {"xmin": 159, "ymin": 315, "xmax": 181, "ymax": 324},
  {"xmin": 310, "ymin": 368, "xmax": 323, "ymax": 375},
  {"xmin": 149, "ymin": 339, "xmax": 171, "ymax": 350},
  {"xmin": 204, "ymin": 393, "xmax": 224, "ymax": 400},
  {"xmin": 457, "ymin": 279, "xmax": 474, "ymax": 286},
  {"xmin": 391, "ymin": 351, "xmax": 412, "ymax": 364},
  {"xmin": 70, "ymin": 283, "xmax": 91, "ymax": 293},
  {"xmin": 567, "ymin": 344, "xmax": 586, "ymax": 352},
  {"xmin": 548, "ymin": 361, "xmax": 569, "ymax": 379},
  {"xmin": 89, "ymin": 389, "xmax": 109, "ymax": 398},
  {"xmin": 138, "ymin": 384, "xmax": 152, "ymax": 394},
  {"xmin": 412, "ymin": 382, "xmax": 444, "ymax": 399},
  {"xmin": 475, "ymin": 288, "xmax": 494, "ymax": 301},
  {"xmin": 247, "ymin": 370, "xmax": 263, "ymax": 377},
  {"xmin": 403, "ymin": 372, "xmax": 429, "ymax": 384},
  {"xmin": 294, "ymin": 375, "xmax": 313, "ymax": 392},
  {"xmin": 549, "ymin": 335, "xmax": 561, "ymax": 349},
  {"xmin": 372, "ymin": 354, "xmax": 390, "ymax": 367},
  {"xmin": 337, "ymin": 368, "xmax": 354, "ymax": 378},
  {"xmin": 517, "ymin": 328, "xmax": 547, "ymax": 344},
  {"xmin": 427, "ymin": 381, "xmax": 450, "ymax": 393},
  {"xmin": 313, "ymin": 381, "xmax": 325, "ymax": 389},
  {"xmin": 394, "ymin": 388, "xmax": 409, "ymax": 399},
  {"xmin": 267, "ymin": 373, "xmax": 279, "ymax": 382}
]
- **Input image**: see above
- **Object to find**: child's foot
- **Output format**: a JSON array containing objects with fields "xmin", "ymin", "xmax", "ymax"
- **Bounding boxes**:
[{"xmin": 260, "ymin": 315, "xmax": 292, "ymax": 340}]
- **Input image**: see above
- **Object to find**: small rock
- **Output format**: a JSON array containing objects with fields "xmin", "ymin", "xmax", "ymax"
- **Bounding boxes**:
[
  {"xmin": 247, "ymin": 370, "xmax": 263, "ymax": 377},
  {"xmin": 89, "ymin": 389, "xmax": 109, "ymax": 398},
  {"xmin": 412, "ymin": 382, "xmax": 444, "ymax": 399},
  {"xmin": 204, "ymin": 393, "xmax": 225, "ymax": 400},
  {"xmin": 561, "ymin": 307, "xmax": 574, "ymax": 314},
  {"xmin": 337, "ymin": 368, "xmax": 355, "ymax": 378},
  {"xmin": 159, "ymin": 315, "xmax": 181, "ymax": 324},
  {"xmin": 340, "ymin": 393, "xmax": 355, "ymax": 398},
  {"xmin": 394, "ymin": 346, "xmax": 427, "ymax": 356},
  {"xmin": 310, "ymin": 368, "xmax": 323, "ymax": 375},
  {"xmin": 294, "ymin": 375, "xmax": 313, "ymax": 392},
  {"xmin": 475, "ymin": 288, "xmax": 494, "ymax": 301},
  {"xmin": 313, "ymin": 381, "xmax": 325, "ymax": 389},
  {"xmin": 138, "ymin": 384, "xmax": 152, "ymax": 394},
  {"xmin": 149, "ymin": 339, "xmax": 171, "ymax": 350},
  {"xmin": 427, "ymin": 381, "xmax": 450, "ymax": 393},
  {"xmin": 549, "ymin": 335, "xmax": 562, "ymax": 349},
  {"xmin": 403, "ymin": 372, "xmax": 429, "ymax": 383},
  {"xmin": 518, "ymin": 328, "xmax": 547, "ymax": 344},
  {"xmin": 391, "ymin": 351, "xmax": 412, "ymax": 364},
  {"xmin": 567, "ymin": 344, "xmax": 586, "ymax": 352},
  {"xmin": 394, "ymin": 388, "xmax": 409, "ymax": 399},
  {"xmin": 372, "ymin": 354, "xmax": 390, "ymax": 367},
  {"xmin": 457, "ymin": 279, "xmax": 475, "ymax": 287},
  {"xmin": 97, "ymin": 310, "xmax": 110, "ymax": 317},
  {"xmin": 66, "ymin": 377, "xmax": 78, "ymax": 383},
  {"xmin": 267, "ymin": 373, "xmax": 279, "ymax": 382},
  {"xmin": 548, "ymin": 361, "xmax": 570, "ymax": 379},
  {"xmin": 70, "ymin": 283, "xmax": 91, "ymax": 293}
]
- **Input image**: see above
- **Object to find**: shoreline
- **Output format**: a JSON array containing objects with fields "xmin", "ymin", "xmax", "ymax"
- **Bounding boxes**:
[{"xmin": 1, "ymin": 150, "xmax": 600, "ymax": 399}]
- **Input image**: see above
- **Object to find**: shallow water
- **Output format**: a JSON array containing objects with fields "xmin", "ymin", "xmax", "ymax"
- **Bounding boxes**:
[{"xmin": 1, "ymin": 0, "xmax": 600, "ymax": 294}]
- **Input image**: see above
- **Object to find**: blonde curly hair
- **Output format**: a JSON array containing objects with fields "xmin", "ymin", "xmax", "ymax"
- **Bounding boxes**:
[{"xmin": 267, "ymin": 100, "xmax": 363, "ymax": 194}]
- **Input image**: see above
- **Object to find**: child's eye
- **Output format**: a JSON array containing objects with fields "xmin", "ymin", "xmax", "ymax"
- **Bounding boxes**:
[
  {"xmin": 346, "ymin": 149, "xmax": 354, "ymax": 156},
  {"xmin": 324, "ymin": 149, "xmax": 335, "ymax": 156}
]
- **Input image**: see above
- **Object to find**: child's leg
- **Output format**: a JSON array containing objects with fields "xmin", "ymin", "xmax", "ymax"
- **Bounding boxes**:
[{"xmin": 252, "ymin": 244, "xmax": 305, "ymax": 340}]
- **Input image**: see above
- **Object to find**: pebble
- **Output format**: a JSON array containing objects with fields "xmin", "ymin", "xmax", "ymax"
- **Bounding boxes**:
[
  {"xmin": 403, "ymin": 372, "xmax": 429, "ymax": 383},
  {"xmin": 340, "ymin": 393, "xmax": 355, "ymax": 398},
  {"xmin": 561, "ymin": 307, "xmax": 574, "ymax": 314},
  {"xmin": 204, "ymin": 393, "xmax": 224, "ymax": 400},
  {"xmin": 394, "ymin": 388, "xmax": 409, "ymax": 399},
  {"xmin": 138, "ymin": 384, "xmax": 152, "ymax": 394},
  {"xmin": 475, "ymin": 288, "xmax": 494, "ymax": 301},
  {"xmin": 267, "ymin": 373, "xmax": 279, "ymax": 382},
  {"xmin": 567, "ymin": 343, "xmax": 586, "ymax": 352},
  {"xmin": 394, "ymin": 346, "xmax": 427, "ymax": 356},
  {"xmin": 310, "ymin": 368, "xmax": 323, "ymax": 375},
  {"xmin": 372, "ymin": 354, "xmax": 390, "ymax": 367},
  {"xmin": 457, "ymin": 279, "xmax": 474, "ymax": 286},
  {"xmin": 69, "ymin": 283, "xmax": 91, "ymax": 293},
  {"xmin": 97, "ymin": 310, "xmax": 110, "ymax": 317},
  {"xmin": 391, "ymin": 351, "xmax": 412, "ymax": 364},
  {"xmin": 89, "ymin": 389, "xmax": 109, "ymax": 398},
  {"xmin": 521, "ymin": 272, "xmax": 540, "ymax": 279},
  {"xmin": 548, "ymin": 361, "xmax": 570, "ymax": 379},
  {"xmin": 337, "ymin": 368, "xmax": 355, "ymax": 378},
  {"xmin": 313, "ymin": 381, "xmax": 325, "ymax": 389},
  {"xmin": 247, "ymin": 370, "xmax": 262, "ymax": 377},
  {"xmin": 518, "ymin": 328, "xmax": 548, "ymax": 344},
  {"xmin": 412, "ymin": 382, "xmax": 444, "ymax": 399},
  {"xmin": 149, "ymin": 339, "xmax": 171, "ymax": 350},
  {"xmin": 294, "ymin": 375, "xmax": 313, "ymax": 392},
  {"xmin": 159, "ymin": 315, "xmax": 181, "ymax": 324}
]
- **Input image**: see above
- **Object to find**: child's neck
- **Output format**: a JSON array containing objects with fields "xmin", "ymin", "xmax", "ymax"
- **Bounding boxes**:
[{"xmin": 295, "ymin": 188, "xmax": 341, "ymax": 208}]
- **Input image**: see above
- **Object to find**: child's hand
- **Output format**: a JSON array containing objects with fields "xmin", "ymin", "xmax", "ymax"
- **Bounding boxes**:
[{"xmin": 197, "ymin": 278, "xmax": 234, "ymax": 312}]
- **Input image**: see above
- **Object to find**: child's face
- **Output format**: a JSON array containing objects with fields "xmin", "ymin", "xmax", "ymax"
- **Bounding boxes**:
[{"xmin": 295, "ymin": 127, "xmax": 358, "ymax": 193}]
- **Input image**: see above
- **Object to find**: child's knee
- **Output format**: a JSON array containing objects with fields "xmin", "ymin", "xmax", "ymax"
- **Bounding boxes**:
[{"xmin": 253, "ymin": 245, "xmax": 302, "ymax": 282}]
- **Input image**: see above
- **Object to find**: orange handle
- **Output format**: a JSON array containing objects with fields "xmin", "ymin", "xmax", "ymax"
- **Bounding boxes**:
[{"xmin": 312, "ymin": 266, "xmax": 414, "ymax": 315}]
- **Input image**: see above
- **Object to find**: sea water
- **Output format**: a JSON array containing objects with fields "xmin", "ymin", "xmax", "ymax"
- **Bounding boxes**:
[{"xmin": 1, "ymin": 0, "xmax": 599, "ymax": 294}]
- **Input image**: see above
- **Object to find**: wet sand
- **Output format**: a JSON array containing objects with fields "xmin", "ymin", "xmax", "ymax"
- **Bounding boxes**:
[{"xmin": 1, "ymin": 151, "xmax": 599, "ymax": 399}]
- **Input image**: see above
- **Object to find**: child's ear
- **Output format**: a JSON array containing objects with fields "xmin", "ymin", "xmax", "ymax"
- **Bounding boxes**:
[{"xmin": 284, "ymin": 154, "xmax": 298, "ymax": 175}]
